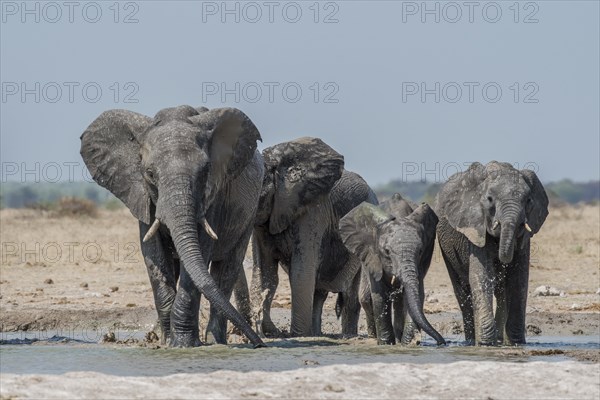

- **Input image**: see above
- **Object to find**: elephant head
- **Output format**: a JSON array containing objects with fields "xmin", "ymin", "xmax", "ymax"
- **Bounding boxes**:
[
  {"xmin": 256, "ymin": 137, "xmax": 345, "ymax": 234},
  {"xmin": 435, "ymin": 161, "xmax": 549, "ymax": 264},
  {"xmin": 339, "ymin": 201, "xmax": 445, "ymax": 345},
  {"xmin": 80, "ymin": 105, "xmax": 263, "ymax": 346}
]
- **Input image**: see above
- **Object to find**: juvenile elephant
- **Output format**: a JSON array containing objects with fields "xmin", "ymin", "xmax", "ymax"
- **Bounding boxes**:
[
  {"xmin": 80, "ymin": 105, "xmax": 265, "ymax": 348},
  {"xmin": 250, "ymin": 137, "xmax": 378, "ymax": 337},
  {"xmin": 435, "ymin": 161, "xmax": 548, "ymax": 346},
  {"xmin": 339, "ymin": 196, "xmax": 446, "ymax": 346}
]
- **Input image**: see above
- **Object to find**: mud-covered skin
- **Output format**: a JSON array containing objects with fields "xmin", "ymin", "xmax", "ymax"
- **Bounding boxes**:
[
  {"xmin": 250, "ymin": 138, "xmax": 378, "ymax": 337},
  {"xmin": 80, "ymin": 105, "xmax": 265, "ymax": 348},
  {"xmin": 339, "ymin": 196, "xmax": 445, "ymax": 346},
  {"xmin": 435, "ymin": 161, "xmax": 548, "ymax": 346}
]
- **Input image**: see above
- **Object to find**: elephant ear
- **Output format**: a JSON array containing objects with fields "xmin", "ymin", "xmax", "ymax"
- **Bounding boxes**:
[
  {"xmin": 380, "ymin": 193, "xmax": 414, "ymax": 219},
  {"xmin": 339, "ymin": 202, "xmax": 394, "ymax": 282},
  {"xmin": 408, "ymin": 203, "xmax": 439, "ymax": 272},
  {"xmin": 189, "ymin": 108, "xmax": 262, "ymax": 199},
  {"xmin": 435, "ymin": 162, "xmax": 487, "ymax": 247},
  {"xmin": 520, "ymin": 169, "xmax": 549, "ymax": 234},
  {"xmin": 264, "ymin": 137, "xmax": 344, "ymax": 235},
  {"xmin": 80, "ymin": 109, "xmax": 153, "ymax": 224}
]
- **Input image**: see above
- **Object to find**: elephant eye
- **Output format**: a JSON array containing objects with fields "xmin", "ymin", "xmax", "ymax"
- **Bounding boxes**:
[
  {"xmin": 486, "ymin": 196, "xmax": 493, "ymax": 203},
  {"xmin": 145, "ymin": 169, "xmax": 155, "ymax": 182}
]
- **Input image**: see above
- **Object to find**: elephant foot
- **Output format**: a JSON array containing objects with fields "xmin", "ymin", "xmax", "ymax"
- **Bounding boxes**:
[
  {"xmin": 168, "ymin": 331, "xmax": 202, "ymax": 348},
  {"xmin": 261, "ymin": 320, "xmax": 282, "ymax": 338}
]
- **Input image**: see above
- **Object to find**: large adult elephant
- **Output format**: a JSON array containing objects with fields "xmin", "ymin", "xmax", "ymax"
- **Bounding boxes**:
[
  {"xmin": 80, "ymin": 105, "xmax": 265, "ymax": 348},
  {"xmin": 435, "ymin": 161, "xmax": 548, "ymax": 346},
  {"xmin": 250, "ymin": 137, "xmax": 378, "ymax": 337},
  {"xmin": 339, "ymin": 196, "xmax": 445, "ymax": 346}
]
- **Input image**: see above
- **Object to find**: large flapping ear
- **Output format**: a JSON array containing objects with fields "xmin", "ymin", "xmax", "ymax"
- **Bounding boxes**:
[
  {"xmin": 189, "ymin": 108, "xmax": 262, "ymax": 198},
  {"xmin": 520, "ymin": 169, "xmax": 549, "ymax": 234},
  {"xmin": 380, "ymin": 193, "xmax": 414, "ymax": 219},
  {"xmin": 435, "ymin": 162, "xmax": 487, "ymax": 247},
  {"xmin": 264, "ymin": 137, "xmax": 344, "ymax": 235},
  {"xmin": 80, "ymin": 109, "xmax": 153, "ymax": 224},
  {"xmin": 408, "ymin": 203, "xmax": 438, "ymax": 253},
  {"xmin": 339, "ymin": 202, "xmax": 395, "ymax": 281}
]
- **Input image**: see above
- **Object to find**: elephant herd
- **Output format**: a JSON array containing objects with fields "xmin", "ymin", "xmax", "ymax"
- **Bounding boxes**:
[{"xmin": 80, "ymin": 106, "xmax": 549, "ymax": 348}]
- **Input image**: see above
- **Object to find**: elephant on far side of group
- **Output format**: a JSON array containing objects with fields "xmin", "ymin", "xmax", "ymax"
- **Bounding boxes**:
[
  {"xmin": 339, "ymin": 195, "xmax": 446, "ymax": 346},
  {"xmin": 249, "ymin": 137, "xmax": 379, "ymax": 338},
  {"xmin": 435, "ymin": 161, "xmax": 549, "ymax": 346}
]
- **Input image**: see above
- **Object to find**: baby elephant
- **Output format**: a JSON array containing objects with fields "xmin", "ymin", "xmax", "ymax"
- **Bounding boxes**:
[{"xmin": 339, "ymin": 194, "xmax": 445, "ymax": 346}]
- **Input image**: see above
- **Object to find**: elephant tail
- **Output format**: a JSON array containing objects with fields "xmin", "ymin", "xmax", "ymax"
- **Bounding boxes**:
[{"xmin": 335, "ymin": 293, "xmax": 344, "ymax": 319}]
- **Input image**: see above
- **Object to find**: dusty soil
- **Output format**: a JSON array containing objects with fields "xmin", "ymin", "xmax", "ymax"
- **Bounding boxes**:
[{"xmin": 1, "ymin": 205, "xmax": 599, "ymax": 399}]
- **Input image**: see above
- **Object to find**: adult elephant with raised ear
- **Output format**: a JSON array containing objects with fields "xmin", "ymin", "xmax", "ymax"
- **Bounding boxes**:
[
  {"xmin": 250, "ymin": 137, "xmax": 378, "ymax": 337},
  {"xmin": 435, "ymin": 161, "xmax": 549, "ymax": 346},
  {"xmin": 80, "ymin": 105, "xmax": 265, "ymax": 348}
]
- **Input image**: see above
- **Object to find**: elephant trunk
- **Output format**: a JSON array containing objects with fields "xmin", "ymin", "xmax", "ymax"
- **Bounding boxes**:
[
  {"xmin": 498, "ymin": 204, "xmax": 521, "ymax": 264},
  {"xmin": 161, "ymin": 180, "xmax": 265, "ymax": 348},
  {"xmin": 398, "ymin": 260, "xmax": 446, "ymax": 346}
]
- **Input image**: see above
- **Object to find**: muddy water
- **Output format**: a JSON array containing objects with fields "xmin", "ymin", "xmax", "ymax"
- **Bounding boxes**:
[{"xmin": 1, "ymin": 332, "xmax": 598, "ymax": 376}]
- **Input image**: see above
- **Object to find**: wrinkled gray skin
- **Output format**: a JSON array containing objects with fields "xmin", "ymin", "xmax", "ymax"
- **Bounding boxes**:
[
  {"xmin": 80, "ymin": 105, "xmax": 265, "ymax": 348},
  {"xmin": 339, "ymin": 197, "xmax": 445, "ymax": 346},
  {"xmin": 435, "ymin": 161, "xmax": 548, "ymax": 346},
  {"xmin": 249, "ymin": 137, "xmax": 378, "ymax": 337}
]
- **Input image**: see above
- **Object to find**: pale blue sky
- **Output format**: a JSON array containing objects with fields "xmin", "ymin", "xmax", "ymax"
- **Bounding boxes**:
[{"xmin": 1, "ymin": 1, "xmax": 598, "ymax": 185}]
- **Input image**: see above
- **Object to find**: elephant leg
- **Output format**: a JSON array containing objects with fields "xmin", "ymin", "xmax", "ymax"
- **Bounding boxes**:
[
  {"xmin": 250, "ymin": 233, "xmax": 280, "ymax": 337},
  {"xmin": 442, "ymin": 249, "xmax": 475, "ymax": 344},
  {"xmin": 206, "ymin": 230, "xmax": 252, "ymax": 344},
  {"xmin": 505, "ymin": 241, "xmax": 530, "ymax": 345},
  {"xmin": 170, "ymin": 267, "xmax": 202, "ymax": 348},
  {"xmin": 391, "ymin": 291, "xmax": 406, "ymax": 342},
  {"xmin": 359, "ymin": 270, "xmax": 376, "ymax": 338},
  {"xmin": 139, "ymin": 222, "xmax": 178, "ymax": 345},
  {"xmin": 312, "ymin": 289, "xmax": 328, "ymax": 336},
  {"xmin": 370, "ymin": 275, "xmax": 395, "ymax": 345},
  {"xmin": 233, "ymin": 269, "xmax": 253, "ymax": 326},
  {"xmin": 340, "ymin": 271, "xmax": 361, "ymax": 337},
  {"xmin": 469, "ymin": 245, "xmax": 497, "ymax": 346}
]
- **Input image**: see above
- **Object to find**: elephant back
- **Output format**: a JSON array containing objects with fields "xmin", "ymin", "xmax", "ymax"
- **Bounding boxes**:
[{"xmin": 330, "ymin": 170, "xmax": 379, "ymax": 219}]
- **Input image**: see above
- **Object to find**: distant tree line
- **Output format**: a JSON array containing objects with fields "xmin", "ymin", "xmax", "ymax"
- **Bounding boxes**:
[{"xmin": 0, "ymin": 179, "xmax": 598, "ymax": 209}]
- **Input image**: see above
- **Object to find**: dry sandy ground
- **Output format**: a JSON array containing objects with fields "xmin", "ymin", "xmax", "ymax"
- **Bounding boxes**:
[{"xmin": 1, "ymin": 205, "xmax": 599, "ymax": 399}]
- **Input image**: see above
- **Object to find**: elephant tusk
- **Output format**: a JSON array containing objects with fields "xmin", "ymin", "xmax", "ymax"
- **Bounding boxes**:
[
  {"xmin": 391, "ymin": 275, "xmax": 397, "ymax": 286},
  {"xmin": 202, "ymin": 218, "xmax": 219, "ymax": 241},
  {"xmin": 492, "ymin": 220, "xmax": 499, "ymax": 230},
  {"xmin": 524, "ymin": 222, "xmax": 532, "ymax": 233},
  {"xmin": 143, "ymin": 219, "xmax": 161, "ymax": 243}
]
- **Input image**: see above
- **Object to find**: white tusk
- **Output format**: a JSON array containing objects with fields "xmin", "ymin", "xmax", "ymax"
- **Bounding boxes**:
[
  {"xmin": 143, "ymin": 219, "xmax": 161, "ymax": 243},
  {"xmin": 492, "ymin": 220, "xmax": 499, "ymax": 230},
  {"xmin": 202, "ymin": 218, "xmax": 219, "ymax": 240},
  {"xmin": 524, "ymin": 222, "xmax": 532, "ymax": 233},
  {"xmin": 391, "ymin": 275, "xmax": 397, "ymax": 286}
]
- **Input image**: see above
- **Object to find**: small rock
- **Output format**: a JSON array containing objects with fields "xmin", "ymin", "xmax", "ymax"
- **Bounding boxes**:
[
  {"xmin": 109, "ymin": 286, "xmax": 119, "ymax": 293},
  {"xmin": 80, "ymin": 282, "xmax": 89, "ymax": 289},
  {"xmin": 102, "ymin": 332, "xmax": 116, "ymax": 343},
  {"xmin": 570, "ymin": 303, "xmax": 582, "ymax": 310},
  {"xmin": 145, "ymin": 331, "xmax": 159, "ymax": 343},
  {"xmin": 35, "ymin": 288, "xmax": 44, "ymax": 292},
  {"xmin": 126, "ymin": 303, "xmax": 136, "ymax": 308},
  {"xmin": 303, "ymin": 359, "xmax": 320, "ymax": 366},
  {"xmin": 427, "ymin": 296, "xmax": 439, "ymax": 304},
  {"xmin": 533, "ymin": 285, "xmax": 562, "ymax": 297},
  {"xmin": 44, "ymin": 279, "xmax": 53, "ymax": 284},
  {"xmin": 527, "ymin": 324, "xmax": 542, "ymax": 335},
  {"xmin": 573, "ymin": 329, "xmax": 584, "ymax": 335},
  {"xmin": 596, "ymin": 288, "xmax": 600, "ymax": 295},
  {"xmin": 324, "ymin": 384, "xmax": 345, "ymax": 393}
]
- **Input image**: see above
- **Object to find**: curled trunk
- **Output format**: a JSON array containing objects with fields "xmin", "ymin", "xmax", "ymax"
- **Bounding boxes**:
[
  {"xmin": 399, "ymin": 262, "xmax": 446, "ymax": 345},
  {"xmin": 164, "ymin": 187, "xmax": 265, "ymax": 348}
]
